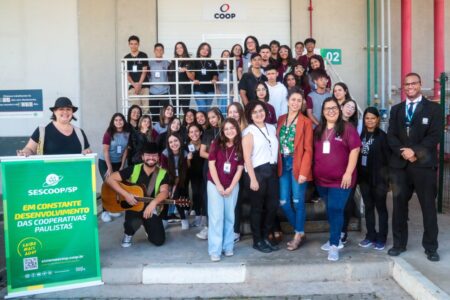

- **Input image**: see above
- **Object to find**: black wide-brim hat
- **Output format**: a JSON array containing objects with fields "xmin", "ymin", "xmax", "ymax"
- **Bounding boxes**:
[{"xmin": 49, "ymin": 97, "xmax": 78, "ymax": 113}]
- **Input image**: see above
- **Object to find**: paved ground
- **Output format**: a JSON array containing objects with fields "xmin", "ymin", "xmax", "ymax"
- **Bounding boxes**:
[{"xmin": 1, "ymin": 193, "xmax": 449, "ymax": 299}]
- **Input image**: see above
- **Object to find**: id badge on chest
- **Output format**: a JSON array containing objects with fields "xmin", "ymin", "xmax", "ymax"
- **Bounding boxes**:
[
  {"xmin": 154, "ymin": 71, "xmax": 161, "ymax": 78},
  {"xmin": 223, "ymin": 162, "xmax": 231, "ymax": 174},
  {"xmin": 201, "ymin": 68, "xmax": 207, "ymax": 75},
  {"xmin": 283, "ymin": 145, "xmax": 290, "ymax": 155},
  {"xmin": 132, "ymin": 64, "xmax": 138, "ymax": 72},
  {"xmin": 188, "ymin": 144, "xmax": 196, "ymax": 152},
  {"xmin": 117, "ymin": 145, "xmax": 122, "ymax": 154},
  {"xmin": 323, "ymin": 141, "xmax": 330, "ymax": 154},
  {"xmin": 361, "ymin": 155, "xmax": 367, "ymax": 167}
]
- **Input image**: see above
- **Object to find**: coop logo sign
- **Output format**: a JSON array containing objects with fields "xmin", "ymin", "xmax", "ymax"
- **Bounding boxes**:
[
  {"xmin": 27, "ymin": 173, "xmax": 78, "ymax": 196},
  {"xmin": 214, "ymin": 3, "xmax": 236, "ymax": 19}
]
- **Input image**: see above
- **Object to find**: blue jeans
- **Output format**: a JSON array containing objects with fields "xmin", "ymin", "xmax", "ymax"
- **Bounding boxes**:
[
  {"xmin": 279, "ymin": 156, "xmax": 308, "ymax": 234},
  {"xmin": 207, "ymin": 181, "xmax": 239, "ymax": 256},
  {"xmin": 194, "ymin": 91, "xmax": 214, "ymax": 112},
  {"xmin": 316, "ymin": 186, "xmax": 351, "ymax": 246}
]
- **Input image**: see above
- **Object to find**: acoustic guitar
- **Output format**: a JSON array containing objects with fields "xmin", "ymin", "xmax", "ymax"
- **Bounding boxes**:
[{"xmin": 101, "ymin": 182, "xmax": 190, "ymax": 213}]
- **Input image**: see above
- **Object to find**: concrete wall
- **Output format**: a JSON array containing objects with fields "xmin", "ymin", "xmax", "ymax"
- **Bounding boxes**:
[{"xmin": 0, "ymin": 0, "xmax": 80, "ymax": 137}]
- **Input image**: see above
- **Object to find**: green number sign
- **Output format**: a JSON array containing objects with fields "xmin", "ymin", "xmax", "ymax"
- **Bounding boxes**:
[{"xmin": 320, "ymin": 49, "xmax": 342, "ymax": 65}]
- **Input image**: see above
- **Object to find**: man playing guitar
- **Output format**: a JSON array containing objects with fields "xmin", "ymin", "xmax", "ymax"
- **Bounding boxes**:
[{"xmin": 107, "ymin": 142, "xmax": 170, "ymax": 247}]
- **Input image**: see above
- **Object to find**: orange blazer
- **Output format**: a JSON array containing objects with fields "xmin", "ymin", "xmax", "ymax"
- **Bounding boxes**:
[{"xmin": 276, "ymin": 113, "xmax": 314, "ymax": 181}]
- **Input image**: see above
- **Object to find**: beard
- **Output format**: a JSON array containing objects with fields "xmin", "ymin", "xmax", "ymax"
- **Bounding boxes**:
[{"xmin": 144, "ymin": 159, "xmax": 158, "ymax": 168}]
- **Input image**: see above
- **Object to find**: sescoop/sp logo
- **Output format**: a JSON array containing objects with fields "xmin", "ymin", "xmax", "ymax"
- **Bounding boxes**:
[{"xmin": 42, "ymin": 174, "xmax": 63, "ymax": 187}]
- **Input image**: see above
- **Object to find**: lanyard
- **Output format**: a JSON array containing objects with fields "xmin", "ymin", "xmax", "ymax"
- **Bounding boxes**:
[
  {"xmin": 283, "ymin": 113, "xmax": 299, "ymax": 144},
  {"xmin": 405, "ymin": 102, "xmax": 417, "ymax": 124},
  {"xmin": 255, "ymin": 124, "xmax": 271, "ymax": 147},
  {"xmin": 324, "ymin": 127, "xmax": 334, "ymax": 142},
  {"xmin": 225, "ymin": 145, "xmax": 235, "ymax": 163}
]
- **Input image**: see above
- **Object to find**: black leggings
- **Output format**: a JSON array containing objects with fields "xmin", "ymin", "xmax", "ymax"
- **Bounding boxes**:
[
  {"xmin": 190, "ymin": 174, "xmax": 204, "ymax": 215},
  {"xmin": 124, "ymin": 210, "xmax": 165, "ymax": 246},
  {"xmin": 244, "ymin": 163, "xmax": 279, "ymax": 244},
  {"xmin": 359, "ymin": 179, "xmax": 388, "ymax": 242}
]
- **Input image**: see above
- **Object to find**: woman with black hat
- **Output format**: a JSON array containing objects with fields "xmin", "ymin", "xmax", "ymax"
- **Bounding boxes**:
[{"xmin": 18, "ymin": 97, "xmax": 91, "ymax": 156}]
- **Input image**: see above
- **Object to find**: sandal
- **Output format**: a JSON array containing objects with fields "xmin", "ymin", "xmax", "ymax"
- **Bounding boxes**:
[{"xmin": 287, "ymin": 235, "xmax": 305, "ymax": 251}]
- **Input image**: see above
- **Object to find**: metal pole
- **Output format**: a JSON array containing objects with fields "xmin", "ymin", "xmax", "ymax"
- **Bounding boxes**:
[
  {"xmin": 381, "ymin": 0, "xmax": 385, "ymax": 110},
  {"xmin": 387, "ymin": 0, "xmax": 392, "ymax": 108},
  {"xmin": 367, "ymin": 0, "xmax": 371, "ymax": 107},
  {"xmin": 401, "ymin": 0, "xmax": 412, "ymax": 101},
  {"xmin": 433, "ymin": 0, "xmax": 445, "ymax": 100},
  {"xmin": 175, "ymin": 58, "xmax": 180, "ymax": 116},
  {"xmin": 438, "ymin": 72, "xmax": 447, "ymax": 213},
  {"xmin": 374, "ymin": 0, "xmax": 378, "ymax": 105},
  {"xmin": 121, "ymin": 60, "xmax": 127, "ymax": 116}
]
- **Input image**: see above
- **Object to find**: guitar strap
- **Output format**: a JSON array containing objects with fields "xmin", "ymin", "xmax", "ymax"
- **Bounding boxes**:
[{"xmin": 146, "ymin": 166, "xmax": 159, "ymax": 197}]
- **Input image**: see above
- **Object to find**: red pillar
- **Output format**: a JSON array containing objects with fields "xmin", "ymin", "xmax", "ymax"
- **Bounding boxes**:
[
  {"xmin": 401, "ymin": 0, "xmax": 412, "ymax": 100},
  {"xmin": 434, "ymin": 0, "xmax": 445, "ymax": 100}
]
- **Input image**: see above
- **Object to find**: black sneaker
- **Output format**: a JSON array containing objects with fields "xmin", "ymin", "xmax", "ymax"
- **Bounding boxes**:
[
  {"xmin": 264, "ymin": 239, "xmax": 280, "ymax": 251},
  {"xmin": 253, "ymin": 241, "xmax": 272, "ymax": 253},
  {"xmin": 340, "ymin": 232, "xmax": 348, "ymax": 244},
  {"xmin": 425, "ymin": 250, "xmax": 440, "ymax": 262}
]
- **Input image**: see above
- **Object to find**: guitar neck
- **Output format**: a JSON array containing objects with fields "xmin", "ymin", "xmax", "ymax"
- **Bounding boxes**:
[{"xmin": 135, "ymin": 197, "xmax": 180, "ymax": 205}]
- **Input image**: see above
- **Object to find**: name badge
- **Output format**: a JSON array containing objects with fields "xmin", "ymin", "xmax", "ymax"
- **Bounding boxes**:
[
  {"xmin": 223, "ymin": 162, "xmax": 231, "ymax": 174},
  {"xmin": 323, "ymin": 141, "xmax": 330, "ymax": 154},
  {"xmin": 201, "ymin": 68, "xmax": 207, "ymax": 75},
  {"xmin": 132, "ymin": 64, "xmax": 138, "ymax": 72},
  {"xmin": 422, "ymin": 117, "xmax": 429, "ymax": 125},
  {"xmin": 117, "ymin": 145, "xmax": 122, "ymax": 154},
  {"xmin": 175, "ymin": 169, "xmax": 179, "ymax": 177},
  {"xmin": 188, "ymin": 144, "xmax": 196, "ymax": 152},
  {"xmin": 361, "ymin": 155, "xmax": 367, "ymax": 167},
  {"xmin": 283, "ymin": 145, "xmax": 290, "ymax": 155},
  {"xmin": 247, "ymin": 62, "xmax": 251, "ymax": 68},
  {"xmin": 154, "ymin": 71, "xmax": 161, "ymax": 78}
]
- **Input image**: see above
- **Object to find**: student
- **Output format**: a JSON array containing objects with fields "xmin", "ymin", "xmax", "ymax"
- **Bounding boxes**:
[
  {"xmin": 156, "ymin": 117, "xmax": 182, "ymax": 154},
  {"xmin": 187, "ymin": 42, "xmax": 218, "ymax": 112},
  {"xmin": 332, "ymin": 82, "xmax": 352, "ymax": 106},
  {"xmin": 227, "ymin": 102, "xmax": 248, "ymax": 132},
  {"xmin": 266, "ymin": 64, "xmax": 288, "ymax": 119},
  {"xmin": 259, "ymin": 44, "xmax": 273, "ymax": 72},
  {"xmin": 269, "ymin": 40, "xmax": 281, "ymax": 61},
  {"xmin": 160, "ymin": 133, "xmax": 190, "ymax": 230},
  {"xmin": 230, "ymin": 43, "xmax": 244, "ymax": 80},
  {"xmin": 124, "ymin": 35, "xmax": 150, "ymax": 112},
  {"xmin": 255, "ymin": 82, "xmax": 277, "ymax": 125},
  {"xmin": 313, "ymin": 98, "xmax": 361, "ymax": 261},
  {"xmin": 242, "ymin": 101, "xmax": 280, "ymax": 253},
  {"xmin": 238, "ymin": 53, "xmax": 267, "ymax": 106},
  {"xmin": 305, "ymin": 54, "xmax": 331, "ymax": 96},
  {"xmin": 149, "ymin": 43, "xmax": 171, "ymax": 120},
  {"xmin": 168, "ymin": 41, "xmax": 191, "ymax": 113},
  {"xmin": 127, "ymin": 104, "xmax": 143, "ymax": 131},
  {"xmin": 242, "ymin": 36, "xmax": 260, "ymax": 74},
  {"xmin": 154, "ymin": 104, "xmax": 175, "ymax": 134},
  {"xmin": 217, "ymin": 50, "xmax": 232, "ymax": 113},
  {"xmin": 207, "ymin": 118, "xmax": 244, "ymax": 261},
  {"xmin": 276, "ymin": 87, "xmax": 313, "ymax": 250},
  {"xmin": 196, "ymin": 110, "xmax": 209, "ymax": 130},
  {"xmin": 306, "ymin": 69, "xmax": 332, "ymax": 126},
  {"xmin": 276, "ymin": 45, "xmax": 296, "ymax": 82},
  {"xmin": 197, "ymin": 107, "xmax": 224, "ymax": 239},
  {"xmin": 128, "ymin": 115, "xmax": 158, "ymax": 164},
  {"xmin": 186, "ymin": 124, "xmax": 205, "ymax": 227},
  {"xmin": 294, "ymin": 41, "xmax": 305, "ymax": 60},
  {"xmin": 358, "ymin": 107, "xmax": 390, "ymax": 251},
  {"xmin": 106, "ymin": 142, "xmax": 169, "ymax": 248},
  {"xmin": 298, "ymin": 37, "xmax": 317, "ymax": 70},
  {"xmin": 341, "ymin": 99, "xmax": 362, "ymax": 134},
  {"xmin": 181, "ymin": 108, "xmax": 197, "ymax": 144}
]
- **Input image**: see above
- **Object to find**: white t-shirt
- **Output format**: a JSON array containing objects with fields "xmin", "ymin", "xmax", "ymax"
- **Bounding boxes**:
[
  {"xmin": 267, "ymin": 82, "xmax": 288, "ymax": 120},
  {"xmin": 242, "ymin": 123, "xmax": 279, "ymax": 169}
]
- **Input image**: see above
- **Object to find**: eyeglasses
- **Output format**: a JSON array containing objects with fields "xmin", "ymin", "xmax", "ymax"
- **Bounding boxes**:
[
  {"xmin": 404, "ymin": 81, "xmax": 420, "ymax": 87},
  {"xmin": 324, "ymin": 106, "xmax": 339, "ymax": 113},
  {"xmin": 251, "ymin": 109, "xmax": 265, "ymax": 115}
]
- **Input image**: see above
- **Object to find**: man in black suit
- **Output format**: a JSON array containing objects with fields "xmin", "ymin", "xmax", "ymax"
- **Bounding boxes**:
[{"xmin": 387, "ymin": 72, "xmax": 442, "ymax": 262}]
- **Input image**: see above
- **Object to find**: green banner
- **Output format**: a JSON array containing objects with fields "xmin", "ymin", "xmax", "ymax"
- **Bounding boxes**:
[{"xmin": 1, "ymin": 155, "xmax": 102, "ymax": 298}]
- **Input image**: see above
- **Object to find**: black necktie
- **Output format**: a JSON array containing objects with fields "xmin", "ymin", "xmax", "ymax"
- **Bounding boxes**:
[{"xmin": 407, "ymin": 102, "xmax": 414, "ymax": 118}]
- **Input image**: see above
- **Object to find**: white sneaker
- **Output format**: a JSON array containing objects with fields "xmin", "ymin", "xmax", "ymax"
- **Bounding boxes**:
[
  {"xmin": 328, "ymin": 245, "xmax": 339, "ymax": 261},
  {"xmin": 121, "ymin": 234, "xmax": 132, "ymax": 247},
  {"xmin": 196, "ymin": 226, "xmax": 208, "ymax": 240},
  {"xmin": 223, "ymin": 250, "xmax": 234, "ymax": 257},
  {"xmin": 101, "ymin": 211, "xmax": 112, "ymax": 222},
  {"xmin": 210, "ymin": 255, "xmax": 221, "ymax": 262},
  {"xmin": 108, "ymin": 212, "xmax": 121, "ymax": 218},
  {"xmin": 162, "ymin": 220, "xmax": 169, "ymax": 230},
  {"xmin": 181, "ymin": 219, "xmax": 189, "ymax": 230},
  {"xmin": 321, "ymin": 240, "xmax": 344, "ymax": 251}
]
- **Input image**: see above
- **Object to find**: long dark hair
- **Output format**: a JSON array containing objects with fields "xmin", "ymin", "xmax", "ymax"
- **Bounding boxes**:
[
  {"xmin": 138, "ymin": 115, "xmax": 155, "ymax": 142},
  {"xmin": 106, "ymin": 113, "xmax": 130, "ymax": 140},
  {"xmin": 217, "ymin": 118, "xmax": 243, "ymax": 160},
  {"xmin": 173, "ymin": 41, "xmax": 189, "ymax": 58},
  {"xmin": 207, "ymin": 107, "xmax": 224, "ymax": 129},
  {"xmin": 314, "ymin": 97, "xmax": 345, "ymax": 140},
  {"xmin": 127, "ymin": 105, "xmax": 142, "ymax": 124},
  {"xmin": 362, "ymin": 106, "xmax": 381, "ymax": 136},
  {"xmin": 341, "ymin": 99, "xmax": 359, "ymax": 128},
  {"xmin": 166, "ymin": 133, "xmax": 188, "ymax": 188},
  {"xmin": 277, "ymin": 45, "xmax": 295, "ymax": 66},
  {"xmin": 243, "ymin": 35, "xmax": 260, "ymax": 55},
  {"xmin": 218, "ymin": 50, "xmax": 231, "ymax": 70},
  {"xmin": 255, "ymin": 82, "xmax": 270, "ymax": 102},
  {"xmin": 308, "ymin": 54, "xmax": 326, "ymax": 73},
  {"xmin": 159, "ymin": 104, "xmax": 175, "ymax": 127},
  {"xmin": 196, "ymin": 42, "xmax": 212, "ymax": 58},
  {"xmin": 182, "ymin": 108, "xmax": 197, "ymax": 127},
  {"xmin": 332, "ymin": 82, "xmax": 352, "ymax": 102}
]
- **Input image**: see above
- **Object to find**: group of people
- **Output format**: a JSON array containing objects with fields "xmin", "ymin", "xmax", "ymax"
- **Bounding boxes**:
[{"xmin": 18, "ymin": 34, "xmax": 442, "ymax": 263}]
